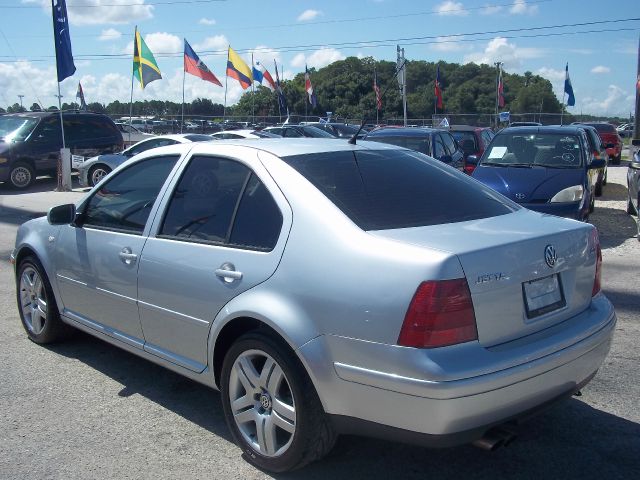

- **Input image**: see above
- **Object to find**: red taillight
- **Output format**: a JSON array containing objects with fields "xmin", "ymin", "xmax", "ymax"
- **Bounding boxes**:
[
  {"xmin": 464, "ymin": 164, "xmax": 476, "ymax": 175},
  {"xmin": 592, "ymin": 229, "xmax": 602, "ymax": 296},
  {"xmin": 398, "ymin": 279, "xmax": 478, "ymax": 348}
]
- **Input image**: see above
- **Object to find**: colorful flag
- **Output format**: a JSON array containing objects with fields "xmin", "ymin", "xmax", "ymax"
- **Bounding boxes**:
[
  {"xmin": 373, "ymin": 68, "xmax": 382, "ymax": 111},
  {"xmin": 304, "ymin": 65, "xmax": 317, "ymax": 107},
  {"xmin": 439, "ymin": 117, "xmax": 449, "ymax": 128},
  {"xmin": 498, "ymin": 66, "xmax": 505, "ymax": 108},
  {"xmin": 564, "ymin": 63, "xmax": 575, "ymax": 106},
  {"xmin": 184, "ymin": 39, "xmax": 221, "ymax": 86},
  {"xmin": 252, "ymin": 61, "xmax": 276, "ymax": 91},
  {"xmin": 76, "ymin": 82, "xmax": 87, "ymax": 110},
  {"xmin": 226, "ymin": 47, "xmax": 253, "ymax": 89},
  {"xmin": 434, "ymin": 64, "xmax": 444, "ymax": 110},
  {"xmin": 133, "ymin": 28, "xmax": 162, "ymax": 89},
  {"xmin": 52, "ymin": 0, "xmax": 76, "ymax": 82},
  {"xmin": 274, "ymin": 61, "xmax": 288, "ymax": 113}
]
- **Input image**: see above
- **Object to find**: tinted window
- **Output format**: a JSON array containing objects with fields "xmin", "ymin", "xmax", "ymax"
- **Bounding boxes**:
[
  {"xmin": 301, "ymin": 126, "xmax": 335, "ymax": 138},
  {"xmin": 433, "ymin": 135, "xmax": 446, "ymax": 158},
  {"xmin": 126, "ymin": 138, "xmax": 177, "ymax": 156},
  {"xmin": 65, "ymin": 116, "xmax": 119, "ymax": 143},
  {"xmin": 160, "ymin": 156, "xmax": 249, "ymax": 244},
  {"xmin": 585, "ymin": 123, "xmax": 616, "ymax": 133},
  {"xmin": 229, "ymin": 173, "xmax": 283, "ymax": 250},
  {"xmin": 32, "ymin": 117, "xmax": 61, "ymax": 144},
  {"xmin": 451, "ymin": 131, "xmax": 477, "ymax": 150},
  {"xmin": 82, "ymin": 155, "xmax": 179, "ymax": 234},
  {"xmin": 0, "ymin": 116, "xmax": 39, "ymax": 142},
  {"xmin": 283, "ymin": 128, "xmax": 304, "ymax": 138},
  {"xmin": 184, "ymin": 134, "xmax": 214, "ymax": 142},
  {"xmin": 441, "ymin": 132, "xmax": 457, "ymax": 154},
  {"xmin": 283, "ymin": 150, "xmax": 515, "ymax": 230},
  {"xmin": 366, "ymin": 136, "xmax": 431, "ymax": 155}
]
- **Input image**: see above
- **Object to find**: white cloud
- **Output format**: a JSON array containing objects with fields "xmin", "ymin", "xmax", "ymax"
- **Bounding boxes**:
[
  {"xmin": 431, "ymin": 36, "xmax": 466, "ymax": 52},
  {"xmin": 580, "ymin": 85, "xmax": 634, "ymax": 116},
  {"xmin": 481, "ymin": 4, "xmax": 502, "ymax": 15},
  {"xmin": 436, "ymin": 1, "xmax": 468, "ymax": 16},
  {"xmin": 250, "ymin": 46, "xmax": 283, "ymax": 68},
  {"xmin": 193, "ymin": 35, "xmax": 229, "ymax": 53},
  {"xmin": 99, "ymin": 28, "xmax": 122, "ymax": 41},
  {"xmin": 591, "ymin": 66, "xmax": 611, "ymax": 74},
  {"xmin": 198, "ymin": 18, "xmax": 216, "ymax": 26},
  {"xmin": 123, "ymin": 32, "xmax": 182, "ymax": 56},
  {"xmin": 536, "ymin": 67, "xmax": 565, "ymax": 82},
  {"xmin": 464, "ymin": 37, "xmax": 544, "ymax": 69},
  {"xmin": 509, "ymin": 0, "xmax": 538, "ymax": 15},
  {"xmin": 297, "ymin": 9, "xmax": 322, "ymax": 21},
  {"xmin": 290, "ymin": 48, "xmax": 346, "ymax": 69},
  {"xmin": 26, "ymin": 0, "xmax": 154, "ymax": 26}
]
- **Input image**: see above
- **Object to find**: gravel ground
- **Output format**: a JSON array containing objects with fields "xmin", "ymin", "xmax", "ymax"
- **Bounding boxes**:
[{"xmin": 1, "ymin": 164, "xmax": 638, "ymax": 479}]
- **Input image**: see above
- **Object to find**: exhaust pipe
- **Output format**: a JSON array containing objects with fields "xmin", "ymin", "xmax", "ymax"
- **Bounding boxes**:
[{"xmin": 472, "ymin": 426, "xmax": 518, "ymax": 451}]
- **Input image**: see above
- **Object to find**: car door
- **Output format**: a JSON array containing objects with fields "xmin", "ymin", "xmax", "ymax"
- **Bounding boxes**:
[
  {"xmin": 54, "ymin": 155, "xmax": 180, "ymax": 347},
  {"xmin": 137, "ymin": 153, "xmax": 290, "ymax": 372},
  {"xmin": 27, "ymin": 116, "xmax": 62, "ymax": 172}
]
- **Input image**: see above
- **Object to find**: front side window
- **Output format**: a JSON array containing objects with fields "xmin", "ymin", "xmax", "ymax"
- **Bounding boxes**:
[
  {"xmin": 283, "ymin": 150, "xmax": 515, "ymax": 230},
  {"xmin": 82, "ymin": 155, "xmax": 179, "ymax": 234},
  {"xmin": 0, "ymin": 116, "xmax": 39, "ymax": 142},
  {"xmin": 441, "ymin": 132, "xmax": 457, "ymax": 155},
  {"xmin": 433, "ymin": 135, "xmax": 446, "ymax": 158}
]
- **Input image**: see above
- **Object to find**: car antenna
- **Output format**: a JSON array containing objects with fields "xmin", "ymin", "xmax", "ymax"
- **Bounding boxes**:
[{"xmin": 348, "ymin": 58, "xmax": 407, "ymax": 145}]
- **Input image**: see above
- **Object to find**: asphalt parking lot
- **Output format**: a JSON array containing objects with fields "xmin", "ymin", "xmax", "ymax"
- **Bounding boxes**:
[{"xmin": 0, "ymin": 165, "xmax": 639, "ymax": 479}]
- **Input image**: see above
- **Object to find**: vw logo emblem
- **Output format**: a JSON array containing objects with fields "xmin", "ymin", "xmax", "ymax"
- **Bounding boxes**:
[
  {"xmin": 545, "ymin": 245, "xmax": 557, "ymax": 268},
  {"xmin": 259, "ymin": 393, "xmax": 272, "ymax": 410},
  {"xmin": 515, "ymin": 193, "xmax": 525, "ymax": 200}
]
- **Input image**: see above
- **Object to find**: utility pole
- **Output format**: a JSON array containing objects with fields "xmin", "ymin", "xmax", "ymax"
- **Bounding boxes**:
[
  {"xmin": 18, "ymin": 94, "xmax": 24, "ymax": 111},
  {"xmin": 494, "ymin": 62, "xmax": 502, "ymax": 129},
  {"xmin": 397, "ymin": 45, "xmax": 407, "ymax": 126},
  {"xmin": 633, "ymin": 34, "xmax": 640, "ymax": 146}
]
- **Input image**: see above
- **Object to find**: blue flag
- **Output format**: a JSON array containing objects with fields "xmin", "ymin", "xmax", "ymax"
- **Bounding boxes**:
[
  {"xmin": 252, "ymin": 65, "xmax": 264, "ymax": 84},
  {"xmin": 564, "ymin": 63, "xmax": 575, "ymax": 107},
  {"xmin": 52, "ymin": 0, "xmax": 76, "ymax": 82}
]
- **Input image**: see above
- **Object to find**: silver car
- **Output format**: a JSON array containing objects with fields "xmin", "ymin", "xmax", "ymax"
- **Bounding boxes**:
[
  {"xmin": 77, "ymin": 133, "xmax": 213, "ymax": 187},
  {"xmin": 12, "ymin": 139, "xmax": 615, "ymax": 472}
]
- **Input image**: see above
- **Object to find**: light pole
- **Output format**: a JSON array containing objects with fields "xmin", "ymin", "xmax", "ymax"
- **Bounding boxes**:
[{"xmin": 18, "ymin": 94, "xmax": 24, "ymax": 111}]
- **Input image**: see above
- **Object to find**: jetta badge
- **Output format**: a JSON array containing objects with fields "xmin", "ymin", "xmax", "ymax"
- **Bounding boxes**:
[{"xmin": 544, "ymin": 245, "xmax": 557, "ymax": 268}]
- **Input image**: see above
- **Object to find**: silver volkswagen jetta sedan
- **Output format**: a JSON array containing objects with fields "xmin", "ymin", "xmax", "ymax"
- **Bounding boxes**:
[{"xmin": 12, "ymin": 139, "xmax": 615, "ymax": 472}]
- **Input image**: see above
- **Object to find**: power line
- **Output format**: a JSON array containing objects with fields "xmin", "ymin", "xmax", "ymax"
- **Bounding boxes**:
[{"xmin": 2, "ymin": 17, "xmax": 638, "ymax": 62}]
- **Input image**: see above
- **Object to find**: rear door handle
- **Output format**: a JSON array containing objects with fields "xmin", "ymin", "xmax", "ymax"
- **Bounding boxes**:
[
  {"xmin": 215, "ymin": 262, "xmax": 243, "ymax": 283},
  {"xmin": 119, "ymin": 247, "xmax": 138, "ymax": 265}
]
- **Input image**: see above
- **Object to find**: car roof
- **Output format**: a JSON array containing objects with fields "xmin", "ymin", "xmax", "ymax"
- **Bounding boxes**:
[
  {"xmin": 446, "ymin": 125, "xmax": 490, "ymax": 132},
  {"xmin": 3, "ymin": 111, "xmax": 107, "ymax": 119},
  {"xmin": 128, "ymin": 138, "xmax": 403, "ymax": 162},
  {"xmin": 365, "ymin": 127, "xmax": 438, "ymax": 137},
  {"xmin": 498, "ymin": 125, "xmax": 585, "ymax": 135}
]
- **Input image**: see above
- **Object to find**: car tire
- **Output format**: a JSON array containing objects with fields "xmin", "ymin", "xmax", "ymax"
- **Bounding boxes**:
[
  {"xmin": 89, "ymin": 165, "xmax": 112, "ymax": 186},
  {"xmin": 603, "ymin": 168, "xmax": 607, "ymax": 186},
  {"xmin": 628, "ymin": 196, "xmax": 638, "ymax": 215},
  {"xmin": 220, "ymin": 332, "xmax": 336, "ymax": 473},
  {"xmin": 594, "ymin": 178, "xmax": 603, "ymax": 197},
  {"xmin": 589, "ymin": 190, "xmax": 595, "ymax": 213},
  {"xmin": 16, "ymin": 256, "xmax": 72, "ymax": 344},
  {"xmin": 612, "ymin": 153, "xmax": 621, "ymax": 165},
  {"xmin": 9, "ymin": 162, "xmax": 35, "ymax": 189}
]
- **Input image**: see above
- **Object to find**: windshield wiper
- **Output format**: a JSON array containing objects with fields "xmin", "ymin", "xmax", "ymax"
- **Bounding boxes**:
[
  {"xmin": 505, "ymin": 163, "xmax": 533, "ymax": 168},
  {"xmin": 480, "ymin": 162, "xmax": 509, "ymax": 167}
]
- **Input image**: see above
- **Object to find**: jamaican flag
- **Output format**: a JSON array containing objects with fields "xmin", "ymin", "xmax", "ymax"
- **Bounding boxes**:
[{"xmin": 133, "ymin": 27, "xmax": 161, "ymax": 89}]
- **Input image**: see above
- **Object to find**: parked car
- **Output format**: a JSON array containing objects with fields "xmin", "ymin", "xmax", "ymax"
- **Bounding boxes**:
[
  {"xmin": 364, "ymin": 126, "xmax": 464, "ymax": 170},
  {"xmin": 12, "ymin": 138, "xmax": 615, "ymax": 472},
  {"xmin": 115, "ymin": 122, "xmax": 155, "ymax": 147},
  {"xmin": 627, "ymin": 140, "xmax": 640, "ymax": 240},
  {"xmin": 577, "ymin": 124, "xmax": 608, "ymax": 197},
  {"xmin": 305, "ymin": 122, "xmax": 365, "ymax": 139},
  {"xmin": 0, "ymin": 112, "xmax": 123, "ymax": 189},
  {"xmin": 472, "ymin": 126, "xmax": 605, "ymax": 221},
  {"xmin": 77, "ymin": 134, "xmax": 212, "ymax": 187},
  {"xmin": 573, "ymin": 122, "xmax": 622, "ymax": 164},
  {"xmin": 263, "ymin": 125, "xmax": 336, "ymax": 138},
  {"xmin": 443, "ymin": 125, "xmax": 495, "ymax": 174},
  {"xmin": 211, "ymin": 129, "xmax": 279, "ymax": 139}
]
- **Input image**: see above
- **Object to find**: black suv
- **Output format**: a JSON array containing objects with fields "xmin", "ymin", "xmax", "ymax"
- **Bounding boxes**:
[{"xmin": 0, "ymin": 112, "xmax": 123, "ymax": 189}]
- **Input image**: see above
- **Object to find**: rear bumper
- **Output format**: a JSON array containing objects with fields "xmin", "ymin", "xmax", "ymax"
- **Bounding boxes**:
[{"xmin": 298, "ymin": 294, "xmax": 615, "ymax": 440}]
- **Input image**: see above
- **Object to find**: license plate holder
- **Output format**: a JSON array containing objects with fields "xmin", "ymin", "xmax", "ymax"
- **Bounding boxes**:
[{"xmin": 523, "ymin": 274, "xmax": 565, "ymax": 319}]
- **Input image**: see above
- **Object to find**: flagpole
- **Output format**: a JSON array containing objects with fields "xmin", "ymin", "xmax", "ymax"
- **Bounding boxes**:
[
  {"xmin": 274, "ymin": 59, "xmax": 282, "ymax": 123},
  {"xmin": 223, "ymin": 46, "xmax": 229, "ymax": 121},
  {"xmin": 561, "ymin": 92, "xmax": 566, "ymax": 126},
  {"xmin": 129, "ymin": 26, "xmax": 136, "ymax": 138},
  {"xmin": 251, "ymin": 53, "xmax": 255, "ymax": 124},
  {"xmin": 374, "ymin": 66, "xmax": 379, "ymax": 125},
  {"xmin": 494, "ymin": 62, "xmax": 501, "ymax": 129},
  {"xmin": 181, "ymin": 46, "xmax": 186, "ymax": 133}
]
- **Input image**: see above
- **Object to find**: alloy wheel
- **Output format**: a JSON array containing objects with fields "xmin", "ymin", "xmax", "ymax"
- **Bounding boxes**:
[
  {"xmin": 19, "ymin": 266, "xmax": 48, "ymax": 335},
  {"xmin": 227, "ymin": 349, "xmax": 296, "ymax": 457},
  {"xmin": 90, "ymin": 167, "xmax": 110, "ymax": 186},
  {"xmin": 11, "ymin": 166, "xmax": 32, "ymax": 188}
]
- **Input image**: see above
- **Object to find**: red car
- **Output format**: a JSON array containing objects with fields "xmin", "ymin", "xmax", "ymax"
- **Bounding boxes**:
[
  {"xmin": 445, "ymin": 125, "xmax": 495, "ymax": 174},
  {"xmin": 574, "ymin": 123, "xmax": 623, "ymax": 164}
]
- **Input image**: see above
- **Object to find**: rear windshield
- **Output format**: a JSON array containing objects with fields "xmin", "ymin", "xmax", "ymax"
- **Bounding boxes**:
[
  {"xmin": 481, "ymin": 132, "xmax": 583, "ymax": 168},
  {"xmin": 184, "ymin": 134, "xmax": 214, "ymax": 142},
  {"xmin": 585, "ymin": 123, "xmax": 616, "ymax": 133},
  {"xmin": 282, "ymin": 149, "xmax": 516, "ymax": 230},
  {"xmin": 365, "ymin": 135, "xmax": 431, "ymax": 156}
]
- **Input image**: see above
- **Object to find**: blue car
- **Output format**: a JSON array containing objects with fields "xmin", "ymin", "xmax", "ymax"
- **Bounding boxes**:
[
  {"xmin": 363, "ymin": 127, "xmax": 465, "ymax": 170},
  {"xmin": 472, "ymin": 126, "xmax": 605, "ymax": 221}
]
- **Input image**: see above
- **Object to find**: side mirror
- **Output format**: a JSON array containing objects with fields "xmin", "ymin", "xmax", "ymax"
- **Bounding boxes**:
[
  {"xmin": 606, "ymin": 143, "xmax": 615, "ymax": 149},
  {"xmin": 47, "ymin": 203, "xmax": 76, "ymax": 225},
  {"xmin": 466, "ymin": 154, "xmax": 479, "ymax": 165},
  {"xmin": 588, "ymin": 158, "xmax": 606, "ymax": 170}
]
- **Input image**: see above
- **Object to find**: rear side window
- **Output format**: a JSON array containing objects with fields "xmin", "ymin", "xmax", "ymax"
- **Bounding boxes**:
[
  {"xmin": 586, "ymin": 123, "xmax": 616, "ymax": 134},
  {"xmin": 283, "ymin": 150, "xmax": 515, "ymax": 230},
  {"xmin": 366, "ymin": 136, "xmax": 431, "ymax": 156}
]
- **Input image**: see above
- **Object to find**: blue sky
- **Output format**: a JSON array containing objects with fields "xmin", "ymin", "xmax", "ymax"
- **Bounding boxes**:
[{"xmin": 1, "ymin": 0, "xmax": 638, "ymax": 116}]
